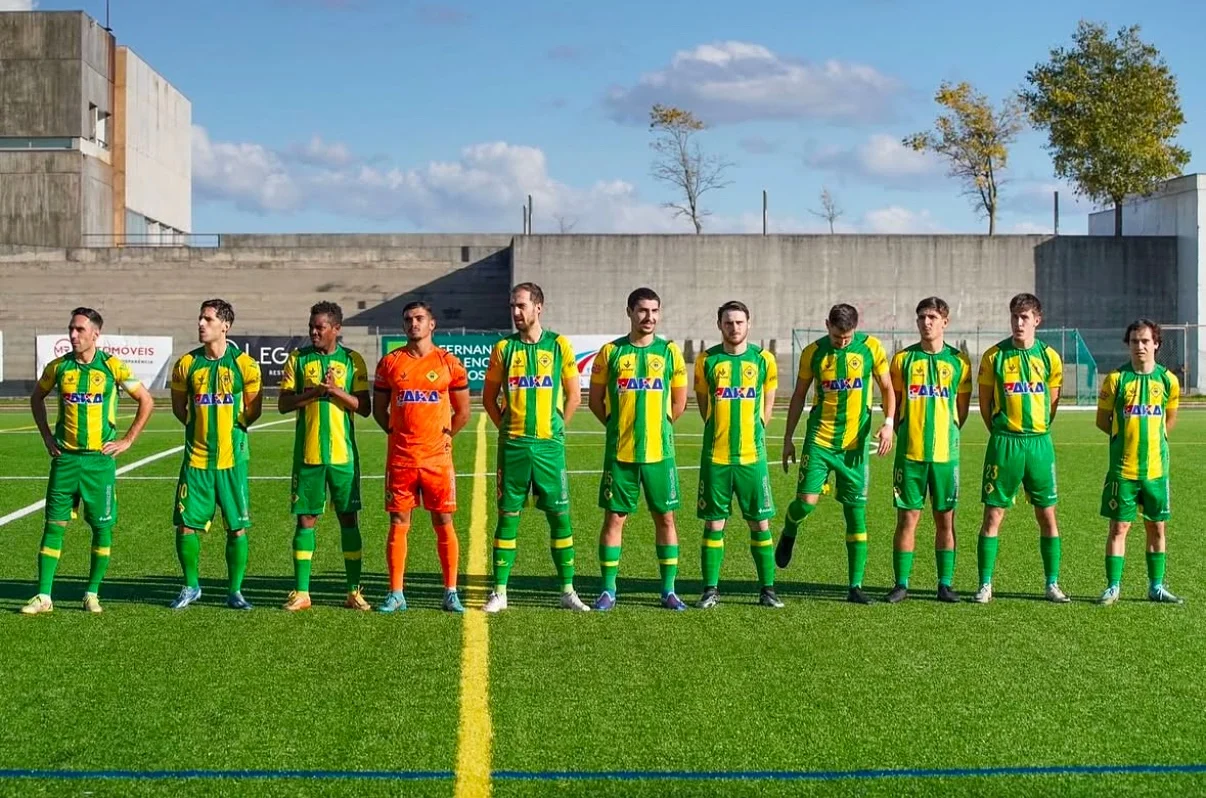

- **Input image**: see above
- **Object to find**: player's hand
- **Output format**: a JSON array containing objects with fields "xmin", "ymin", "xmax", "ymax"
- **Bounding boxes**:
[
  {"xmin": 42, "ymin": 435, "xmax": 61, "ymax": 458},
  {"xmin": 781, "ymin": 439, "xmax": 796, "ymax": 473},
  {"xmin": 102, "ymin": 438, "xmax": 132, "ymax": 458},
  {"xmin": 875, "ymin": 424, "xmax": 894, "ymax": 457}
]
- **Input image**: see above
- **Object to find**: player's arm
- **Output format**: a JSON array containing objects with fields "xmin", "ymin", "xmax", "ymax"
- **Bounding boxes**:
[
  {"xmin": 1047, "ymin": 348, "xmax": 1063, "ymax": 422},
  {"xmin": 238, "ymin": 358, "xmax": 264, "ymax": 427},
  {"xmin": 101, "ymin": 360, "xmax": 156, "ymax": 457},
  {"xmin": 1095, "ymin": 404, "xmax": 1113, "ymax": 434},
  {"xmin": 873, "ymin": 368, "xmax": 896, "ymax": 456},
  {"xmin": 447, "ymin": 356, "xmax": 472, "ymax": 436},
  {"xmin": 242, "ymin": 387, "xmax": 263, "ymax": 427},
  {"xmin": 278, "ymin": 351, "xmax": 319, "ymax": 414},
  {"xmin": 482, "ymin": 342, "xmax": 505, "ymax": 429},
  {"xmin": 977, "ymin": 350, "xmax": 995, "ymax": 431},
  {"xmin": 372, "ymin": 387, "xmax": 391, "ymax": 433},
  {"xmin": 668, "ymin": 345, "xmax": 688, "ymax": 422},
  {"xmin": 781, "ymin": 373, "xmax": 812, "ymax": 473},
  {"xmin": 588, "ymin": 343, "xmax": 610, "ymax": 425},
  {"xmin": 30, "ymin": 366, "xmax": 59, "ymax": 457},
  {"xmin": 1166, "ymin": 374, "xmax": 1180, "ymax": 434},
  {"xmin": 760, "ymin": 350, "xmax": 778, "ymax": 425},
  {"xmin": 170, "ymin": 357, "xmax": 190, "ymax": 425},
  {"xmin": 956, "ymin": 391, "xmax": 971, "ymax": 428},
  {"xmin": 171, "ymin": 388, "xmax": 189, "ymax": 425},
  {"xmin": 323, "ymin": 379, "xmax": 360, "ymax": 413},
  {"xmin": 694, "ymin": 356, "xmax": 709, "ymax": 421},
  {"xmin": 557, "ymin": 337, "xmax": 581, "ymax": 426}
]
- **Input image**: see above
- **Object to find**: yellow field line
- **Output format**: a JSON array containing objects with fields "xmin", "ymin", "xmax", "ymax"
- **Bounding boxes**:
[{"xmin": 455, "ymin": 413, "xmax": 492, "ymax": 798}]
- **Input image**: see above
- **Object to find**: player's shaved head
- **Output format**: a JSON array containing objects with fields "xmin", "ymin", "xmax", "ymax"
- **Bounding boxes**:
[
  {"xmin": 1009, "ymin": 293, "xmax": 1042, "ymax": 317},
  {"xmin": 70, "ymin": 307, "xmax": 103, "ymax": 329},
  {"xmin": 827, "ymin": 304, "xmax": 859, "ymax": 333},
  {"xmin": 627, "ymin": 287, "xmax": 661, "ymax": 312},
  {"xmin": 915, "ymin": 297, "xmax": 949, "ymax": 319}
]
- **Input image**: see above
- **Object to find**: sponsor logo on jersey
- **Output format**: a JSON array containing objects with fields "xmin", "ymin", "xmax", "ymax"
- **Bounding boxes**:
[
  {"xmin": 908, "ymin": 384, "xmax": 950, "ymax": 399},
  {"xmin": 1124, "ymin": 404, "xmax": 1164, "ymax": 417},
  {"xmin": 821, "ymin": 378, "xmax": 864, "ymax": 391},
  {"xmin": 715, "ymin": 386, "xmax": 757, "ymax": 400},
  {"xmin": 63, "ymin": 392, "xmax": 104, "ymax": 404},
  {"xmin": 396, "ymin": 389, "xmax": 441, "ymax": 404},
  {"xmin": 194, "ymin": 394, "xmax": 236, "ymax": 405},
  {"xmin": 617, "ymin": 377, "xmax": 664, "ymax": 392},
  {"xmin": 1004, "ymin": 381, "xmax": 1046, "ymax": 395},
  {"xmin": 508, "ymin": 375, "xmax": 554, "ymax": 389}
]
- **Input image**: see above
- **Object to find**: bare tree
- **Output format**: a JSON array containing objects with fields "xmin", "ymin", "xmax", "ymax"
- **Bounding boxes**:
[
  {"xmin": 553, "ymin": 214, "xmax": 577, "ymax": 234},
  {"xmin": 648, "ymin": 104, "xmax": 733, "ymax": 233},
  {"xmin": 809, "ymin": 186, "xmax": 843, "ymax": 233}
]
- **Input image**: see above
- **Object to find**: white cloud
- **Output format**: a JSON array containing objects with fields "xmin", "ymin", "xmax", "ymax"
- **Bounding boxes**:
[
  {"xmin": 861, "ymin": 206, "xmax": 942, "ymax": 234},
  {"xmin": 605, "ymin": 41, "xmax": 904, "ymax": 126},
  {"xmin": 0, "ymin": 0, "xmax": 37, "ymax": 10},
  {"xmin": 285, "ymin": 134, "xmax": 353, "ymax": 168},
  {"xmin": 808, "ymin": 133, "xmax": 942, "ymax": 187},
  {"xmin": 192, "ymin": 126, "xmax": 304, "ymax": 214}
]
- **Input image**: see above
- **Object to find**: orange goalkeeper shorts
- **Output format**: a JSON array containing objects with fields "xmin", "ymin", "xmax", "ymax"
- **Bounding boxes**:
[{"xmin": 385, "ymin": 460, "xmax": 457, "ymax": 513}]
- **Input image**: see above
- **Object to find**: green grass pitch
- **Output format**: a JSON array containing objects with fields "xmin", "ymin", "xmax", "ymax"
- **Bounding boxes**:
[{"xmin": 0, "ymin": 404, "xmax": 1204, "ymax": 797}]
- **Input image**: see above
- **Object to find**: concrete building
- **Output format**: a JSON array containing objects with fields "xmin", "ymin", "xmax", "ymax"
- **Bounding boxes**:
[{"xmin": 0, "ymin": 10, "xmax": 190, "ymax": 248}]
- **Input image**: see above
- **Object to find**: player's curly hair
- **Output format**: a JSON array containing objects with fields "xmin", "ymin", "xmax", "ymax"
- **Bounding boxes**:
[
  {"xmin": 1009, "ymin": 293, "xmax": 1042, "ymax": 316},
  {"xmin": 310, "ymin": 301, "xmax": 343, "ymax": 326},
  {"xmin": 200, "ymin": 298, "xmax": 235, "ymax": 325},
  {"xmin": 1124, "ymin": 318, "xmax": 1162, "ymax": 348},
  {"xmin": 827, "ymin": 303, "xmax": 859, "ymax": 333},
  {"xmin": 70, "ymin": 307, "xmax": 104, "ymax": 329}
]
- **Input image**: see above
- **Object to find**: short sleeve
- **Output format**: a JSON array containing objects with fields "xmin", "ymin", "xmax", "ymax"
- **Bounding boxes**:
[
  {"xmin": 37, "ymin": 359, "xmax": 58, "ymax": 392},
  {"xmin": 957, "ymin": 352, "xmax": 973, "ymax": 394},
  {"xmin": 693, "ymin": 354, "xmax": 707, "ymax": 393},
  {"xmin": 668, "ymin": 343, "xmax": 687, "ymax": 389},
  {"xmin": 485, "ymin": 340, "xmax": 506, "ymax": 384},
  {"xmin": 1166, "ymin": 371, "xmax": 1180, "ymax": 413},
  {"xmin": 591, "ymin": 343, "xmax": 612, "ymax": 386},
  {"xmin": 1097, "ymin": 372, "xmax": 1118, "ymax": 412},
  {"xmin": 1046, "ymin": 346, "xmax": 1064, "ymax": 390},
  {"xmin": 798, "ymin": 342, "xmax": 818, "ymax": 382},
  {"xmin": 977, "ymin": 347, "xmax": 997, "ymax": 388},
  {"xmin": 557, "ymin": 337, "xmax": 578, "ymax": 381},
  {"xmin": 761, "ymin": 349, "xmax": 778, "ymax": 393},
  {"xmin": 448, "ymin": 353, "xmax": 469, "ymax": 391},
  {"xmin": 373, "ymin": 355, "xmax": 392, "ymax": 391},
  {"xmin": 108, "ymin": 355, "xmax": 142, "ymax": 394},
  {"xmin": 868, "ymin": 337, "xmax": 889, "ymax": 377},
  {"xmin": 350, "ymin": 350, "xmax": 370, "ymax": 392},
  {"xmin": 280, "ymin": 350, "xmax": 300, "ymax": 393},
  {"xmin": 889, "ymin": 352, "xmax": 905, "ymax": 392},
  {"xmin": 239, "ymin": 354, "xmax": 263, "ymax": 393},
  {"xmin": 170, "ymin": 355, "xmax": 190, "ymax": 392}
]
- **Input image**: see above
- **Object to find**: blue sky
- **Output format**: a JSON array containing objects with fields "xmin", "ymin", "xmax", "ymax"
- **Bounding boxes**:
[{"xmin": 15, "ymin": 0, "xmax": 1206, "ymax": 234}]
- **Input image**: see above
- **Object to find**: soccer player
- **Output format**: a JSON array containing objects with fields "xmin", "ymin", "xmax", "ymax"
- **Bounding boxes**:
[
  {"xmin": 481, "ymin": 283, "xmax": 590, "ymax": 613},
  {"xmin": 278, "ymin": 302, "xmax": 372, "ymax": 612},
  {"xmin": 168, "ymin": 299, "xmax": 263, "ymax": 611},
  {"xmin": 589, "ymin": 287, "xmax": 689, "ymax": 611},
  {"xmin": 973, "ymin": 292, "xmax": 1069, "ymax": 604},
  {"xmin": 373, "ymin": 301, "xmax": 470, "ymax": 613},
  {"xmin": 21, "ymin": 307, "xmax": 155, "ymax": 615},
  {"xmin": 777, "ymin": 303, "xmax": 895, "ymax": 605},
  {"xmin": 885, "ymin": 297, "xmax": 972, "ymax": 604},
  {"xmin": 1096, "ymin": 320, "xmax": 1183, "ymax": 605},
  {"xmin": 694, "ymin": 300, "xmax": 783, "ymax": 609}
]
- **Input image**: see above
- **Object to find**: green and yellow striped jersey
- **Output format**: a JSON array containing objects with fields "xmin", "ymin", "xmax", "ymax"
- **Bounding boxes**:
[
  {"xmin": 484, "ymin": 330, "xmax": 578, "ymax": 442},
  {"xmin": 1098, "ymin": 363, "xmax": 1180, "ymax": 480},
  {"xmin": 37, "ymin": 352, "xmax": 142, "ymax": 452},
  {"xmin": 171, "ymin": 344, "xmax": 263, "ymax": 470},
  {"xmin": 695, "ymin": 344, "xmax": 778, "ymax": 465},
  {"xmin": 978, "ymin": 338, "xmax": 1063, "ymax": 436},
  {"xmin": 890, "ymin": 343, "xmax": 972, "ymax": 463},
  {"xmin": 280, "ymin": 344, "xmax": 369, "ymax": 466},
  {"xmin": 797, "ymin": 333, "xmax": 889, "ymax": 452},
  {"xmin": 591, "ymin": 336, "xmax": 687, "ymax": 464}
]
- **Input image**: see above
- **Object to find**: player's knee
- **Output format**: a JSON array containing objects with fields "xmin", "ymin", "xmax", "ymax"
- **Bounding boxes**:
[
  {"xmin": 49, "ymin": 520, "xmax": 68, "ymax": 528},
  {"xmin": 336, "ymin": 512, "xmax": 358, "ymax": 527},
  {"xmin": 229, "ymin": 529, "xmax": 247, "ymax": 539}
]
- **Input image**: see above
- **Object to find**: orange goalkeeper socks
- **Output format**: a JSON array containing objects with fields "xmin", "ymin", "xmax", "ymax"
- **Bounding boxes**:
[
  {"xmin": 435, "ymin": 523, "xmax": 459, "ymax": 589},
  {"xmin": 387, "ymin": 522, "xmax": 409, "ymax": 591}
]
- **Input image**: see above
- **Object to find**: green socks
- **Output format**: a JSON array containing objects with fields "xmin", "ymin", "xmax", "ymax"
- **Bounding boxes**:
[
  {"xmin": 1146, "ymin": 551, "xmax": 1166, "ymax": 589},
  {"xmin": 1106, "ymin": 554, "xmax": 1125, "ymax": 588},
  {"xmin": 750, "ymin": 528, "xmax": 774, "ymax": 588},
  {"xmin": 936, "ymin": 549, "xmax": 956, "ymax": 587},
  {"xmin": 341, "ymin": 525, "xmax": 363, "ymax": 592},
  {"xmin": 492, "ymin": 513, "xmax": 520, "ymax": 590},
  {"xmin": 176, "ymin": 530, "xmax": 201, "ymax": 589},
  {"xmin": 843, "ymin": 506, "xmax": 867, "ymax": 588},
  {"xmin": 977, "ymin": 535, "xmax": 998, "ymax": 585},
  {"xmin": 1040, "ymin": 536, "xmax": 1061, "ymax": 586},
  {"xmin": 599, "ymin": 544, "xmax": 621, "ymax": 595},
  {"xmin": 293, "ymin": 525, "xmax": 315, "ymax": 592},
  {"xmin": 547, "ymin": 512, "xmax": 575, "ymax": 591},
  {"xmin": 37, "ymin": 523, "xmax": 66, "ymax": 595},
  {"xmin": 226, "ymin": 533, "xmax": 249, "ymax": 595},
  {"xmin": 782, "ymin": 498, "xmax": 816, "ymax": 537},
  {"xmin": 87, "ymin": 526, "xmax": 112, "ymax": 594},
  {"xmin": 657, "ymin": 544, "xmax": 679, "ymax": 596},
  {"xmin": 701, "ymin": 528, "xmax": 725, "ymax": 588},
  {"xmin": 893, "ymin": 550, "xmax": 914, "ymax": 588}
]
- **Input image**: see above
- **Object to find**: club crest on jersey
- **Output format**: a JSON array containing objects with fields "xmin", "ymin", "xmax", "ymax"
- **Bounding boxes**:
[
  {"xmin": 538, "ymin": 352, "xmax": 552, "ymax": 368},
  {"xmin": 1151, "ymin": 385, "xmax": 1163, "ymax": 399},
  {"xmin": 509, "ymin": 375, "xmax": 554, "ymax": 389},
  {"xmin": 648, "ymin": 355, "xmax": 665, "ymax": 374},
  {"xmin": 617, "ymin": 377, "xmax": 664, "ymax": 392},
  {"xmin": 848, "ymin": 356, "xmax": 861, "ymax": 371},
  {"xmin": 427, "ymin": 370, "xmax": 439, "ymax": 383},
  {"xmin": 716, "ymin": 386, "xmax": 757, "ymax": 400},
  {"xmin": 90, "ymin": 371, "xmax": 106, "ymax": 387},
  {"xmin": 194, "ymin": 394, "xmax": 235, "ymax": 405},
  {"xmin": 742, "ymin": 364, "xmax": 756, "ymax": 380},
  {"xmin": 219, "ymin": 372, "xmax": 234, "ymax": 392},
  {"xmin": 1124, "ymin": 404, "xmax": 1163, "ymax": 417},
  {"xmin": 63, "ymin": 392, "xmax": 103, "ymax": 404},
  {"xmin": 821, "ymin": 378, "xmax": 863, "ymax": 391},
  {"xmin": 908, "ymin": 384, "xmax": 950, "ymax": 398},
  {"xmin": 939, "ymin": 365, "xmax": 952, "ymax": 380},
  {"xmin": 397, "ymin": 389, "xmax": 440, "ymax": 404},
  {"xmin": 1004, "ymin": 382, "xmax": 1045, "ymax": 395}
]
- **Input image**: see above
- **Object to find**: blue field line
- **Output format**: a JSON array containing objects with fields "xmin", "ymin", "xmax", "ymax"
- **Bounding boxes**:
[{"xmin": 2, "ymin": 763, "xmax": 1206, "ymax": 782}]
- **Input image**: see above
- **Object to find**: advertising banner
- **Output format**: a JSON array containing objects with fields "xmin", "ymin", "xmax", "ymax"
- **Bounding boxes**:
[
  {"xmin": 36, "ymin": 334, "xmax": 173, "ymax": 388},
  {"xmin": 566, "ymin": 334, "xmax": 617, "ymax": 390},
  {"xmin": 228, "ymin": 336, "xmax": 313, "ymax": 387}
]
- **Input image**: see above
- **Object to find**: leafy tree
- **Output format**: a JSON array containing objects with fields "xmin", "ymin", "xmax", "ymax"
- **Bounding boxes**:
[
  {"xmin": 648, "ymin": 104, "xmax": 733, "ymax": 233},
  {"xmin": 1021, "ymin": 20, "xmax": 1190, "ymax": 236},
  {"xmin": 904, "ymin": 82, "xmax": 1025, "ymax": 235}
]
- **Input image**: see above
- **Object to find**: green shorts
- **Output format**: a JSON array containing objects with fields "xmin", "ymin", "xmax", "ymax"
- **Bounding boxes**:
[
  {"xmin": 174, "ymin": 461, "xmax": 252, "ymax": 532},
  {"xmin": 599, "ymin": 457, "xmax": 681, "ymax": 515},
  {"xmin": 697, "ymin": 459, "xmax": 775, "ymax": 521},
  {"xmin": 45, "ymin": 452, "xmax": 116, "ymax": 528},
  {"xmin": 796, "ymin": 442, "xmax": 869, "ymax": 507},
  {"xmin": 1101, "ymin": 474, "xmax": 1170, "ymax": 522},
  {"xmin": 291, "ymin": 461, "xmax": 361, "ymax": 516},
  {"xmin": 893, "ymin": 457, "xmax": 960, "ymax": 512},
  {"xmin": 981, "ymin": 433, "xmax": 1057, "ymax": 509},
  {"xmin": 496, "ymin": 439, "xmax": 569, "ymax": 514}
]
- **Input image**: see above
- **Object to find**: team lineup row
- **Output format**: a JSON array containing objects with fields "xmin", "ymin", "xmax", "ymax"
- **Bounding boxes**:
[{"xmin": 19, "ymin": 284, "xmax": 1184, "ymax": 615}]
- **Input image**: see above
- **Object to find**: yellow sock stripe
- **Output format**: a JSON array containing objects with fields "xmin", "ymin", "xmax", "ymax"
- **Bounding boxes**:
[
  {"xmin": 750, "ymin": 538, "xmax": 773, "ymax": 547},
  {"xmin": 39, "ymin": 547, "xmax": 61, "ymax": 559},
  {"xmin": 703, "ymin": 538, "xmax": 725, "ymax": 548},
  {"xmin": 343, "ymin": 551, "xmax": 362, "ymax": 560},
  {"xmin": 658, "ymin": 558, "xmax": 679, "ymax": 566},
  {"xmin": 294, "ymin": 551, "xmax": 314, "ymax": 560},
  {"xmin": 92, "ymin": 547, "xmax": 112, "ymax": 556},
  {"xmin": 550, "ymin": 537, "xmax": 574, "ymax": 549},
  {"xmin": 455, "ymin": 413, "xmax": 492, "ymax": 798},
  {"xmin": 600, "ymin": 560, "xmax": 620, "ymax": 567},
  {"xmin": 846, "ymin": 533, "xmax": 868, "ymax": 543},
  {"xmin": 493, "ymin": 538, "xmax": 517, "ymax": 550}
]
